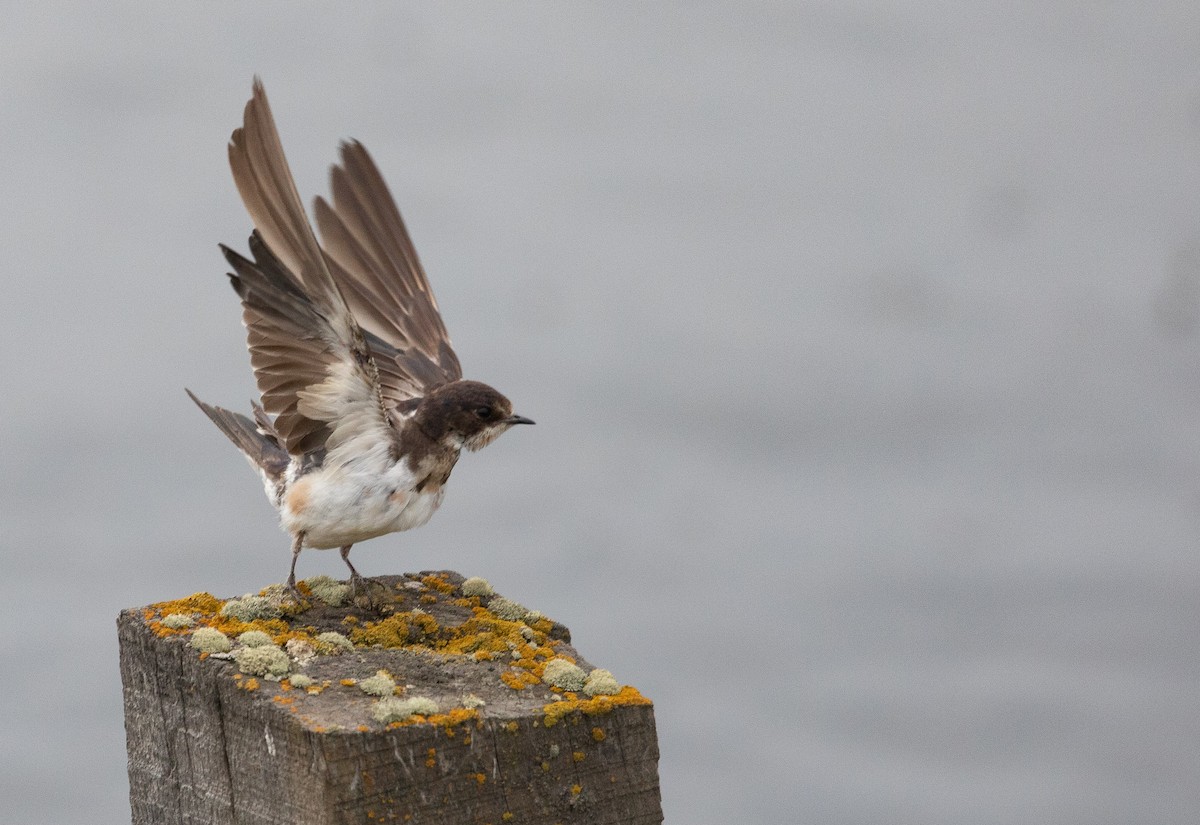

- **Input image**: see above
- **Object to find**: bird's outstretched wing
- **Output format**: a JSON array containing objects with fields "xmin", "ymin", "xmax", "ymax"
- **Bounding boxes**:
[
  {"xmin": 226, "ymin": 79, "xmax": 396, "ymax": 464},
  {"xmin": 314, "ymin": 140, "xmax": 463, "ymax": 406}
]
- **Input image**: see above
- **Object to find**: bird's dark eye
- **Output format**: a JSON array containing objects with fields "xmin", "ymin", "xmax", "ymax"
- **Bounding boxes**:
[{"xmin": 475, "ymin": 407, "xmax": 493, "ymax": 420}]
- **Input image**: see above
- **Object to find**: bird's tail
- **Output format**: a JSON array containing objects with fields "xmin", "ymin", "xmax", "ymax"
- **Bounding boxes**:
[{"xmin": 186, "ymin": 389, "xmax": 290, "ymax": 481}]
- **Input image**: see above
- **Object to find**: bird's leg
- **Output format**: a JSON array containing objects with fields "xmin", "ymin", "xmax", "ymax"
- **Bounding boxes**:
[
  {"xmin": 339, "ymin": 543, "xmax": 362, "ymax": 582},
  {"xmin": 341, "ymin": 544, "xmax": 388, "ymax": 605},
  {"xmin": 286, "ymin": 532, "xmax": 305, "ymax": 600}
]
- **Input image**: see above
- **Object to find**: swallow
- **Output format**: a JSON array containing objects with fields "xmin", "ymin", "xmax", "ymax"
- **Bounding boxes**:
[{"xmin": 187, "ymin": 79, "xmax": 533, "ymax": 598}]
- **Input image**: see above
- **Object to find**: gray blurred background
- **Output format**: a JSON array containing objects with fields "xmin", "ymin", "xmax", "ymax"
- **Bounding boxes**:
[{"xmin": 3, "ymin": 3, "xmax": 1200, "ymax": 823}]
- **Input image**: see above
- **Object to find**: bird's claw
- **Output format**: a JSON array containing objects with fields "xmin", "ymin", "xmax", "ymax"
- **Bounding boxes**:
[{"xmin": 348, "ymin": 573, "xmax": 390, "ymax": 609}]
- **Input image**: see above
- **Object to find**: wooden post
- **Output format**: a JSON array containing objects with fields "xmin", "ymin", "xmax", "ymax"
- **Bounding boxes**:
[{"xmin": 118, "ymin": 571, "xmax": 662, "ymax": 825}]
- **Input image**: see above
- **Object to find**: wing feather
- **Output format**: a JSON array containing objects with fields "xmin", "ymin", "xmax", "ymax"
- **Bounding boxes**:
[
  {"xmin": 224, "ymin": 80, "xmax": 395, "ymax": 463},
  {"xmin": 314, "ymin": 140, "xmax": 462, "ymax": 404}
]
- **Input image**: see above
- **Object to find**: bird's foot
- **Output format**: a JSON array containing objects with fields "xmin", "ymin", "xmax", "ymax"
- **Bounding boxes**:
[
  {"xmin": 348, "ymin": 572, "xmax": 390, "ymax": 609},
  {"xmin": 282, "ymin": 570, "xmax": 309, "ymax": 607}
]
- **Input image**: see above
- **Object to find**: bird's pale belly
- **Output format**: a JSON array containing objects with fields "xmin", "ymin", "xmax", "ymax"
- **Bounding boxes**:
[{"xmin": 278, "ymin": 471, "xmax": 445, "ymax": 549}]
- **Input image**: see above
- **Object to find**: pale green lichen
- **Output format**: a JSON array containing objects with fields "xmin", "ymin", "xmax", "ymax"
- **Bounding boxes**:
[
  {"xmin": 461, "ymin": 576, "xmax": 494, "ymax": 597},
  {"xmin": 303, "ymin": 575, "xmax": 350, "ymax": 607},
  {"xmin": 489, "ymin": 596, "xmax": 529, "ymax": 621},
  {"xmin": 288, "ymin": 674, "xmax": 315, "ymax": 689},
  {"xmin": 372, "ymin": 696, "xmax": 440, "ymax": 723},
  {"xmin": 234, "ymin": 645, "xmax": 291, "ymax": 680},
  {"xmin": 406, "ymin": 696, "xmax": 440, "ymax": 716},
  {"xmin": 285, "ymin": 638, "xmax": 317, "ymax": 666},
  {"xmin": 583, "ymin": 668, "xmax": 620, "ymax": 697},
  {"xmin": 314, "ymin": 631, "xmax": 354, "ymax": 654},
  {"xmin": 542, "ymin": 659, "xmax": 586, "ymax": 691},
  {"xmin": 358, "ymin": 670, "xmax": 396, "ymax": 697},
  {"xmin": 220, "ymin": 595, "xmax": 281, "ymax": 622},
  {"xmin": 257, "ymin": 584, "xmax": 307, "ymax": 615},
  {"xmin": 162, "ymin": 613, "xmax": 195, "ymax": 629},
  {"xmin": 237, "ymin": 630, "xmax": 275, "ymax": 648},
  {"xmin": 190, "ymin": 627, "xmax": 232, "ymax": 653},
  {"xmin": 461, "ymin": 693, "xmax": 486, "ymax": 710}
]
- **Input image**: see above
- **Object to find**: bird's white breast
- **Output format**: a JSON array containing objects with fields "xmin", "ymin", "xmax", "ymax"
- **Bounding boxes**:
[{"xmin": 276, "ymin": 455, "xmax": 445, "ymax": 549}]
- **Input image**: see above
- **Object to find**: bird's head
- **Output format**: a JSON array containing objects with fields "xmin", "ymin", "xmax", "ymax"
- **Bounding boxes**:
[{"xmin": 415, "ymin": 380, "xmax": 534, "ymax": 451}]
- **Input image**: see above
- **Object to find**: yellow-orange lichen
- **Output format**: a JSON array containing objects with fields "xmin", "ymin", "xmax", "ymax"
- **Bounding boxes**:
[
  {"xmin": 500, "ymin": 670, "xmax": 539, "ymax": 691},
  {"xmin": 420, "ymin": 574, "xmax": 456, "ymax": 594},
  {"xmin": 349, "ymin": 611, "xmax": 442, "ymax": 648},
  {"xmin": 349, "ymin": 614, "xmax": 410, "ymax": 648},
  {"xmin": 384, "ymin": 707, "xmax": 480, "ymax": 733},
  {"xmin": 542, "ymin": 686, "xmax": 651, "ymax": 728},
  {"xmin": 149, "ymin": 592, "xmax": 225, "ymax": 617}
]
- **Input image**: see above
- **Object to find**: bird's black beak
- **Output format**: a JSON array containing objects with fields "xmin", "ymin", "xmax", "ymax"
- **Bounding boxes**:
[{"xmin": 506, "ymin": 414, "xmax": 536, "ymax": 425}]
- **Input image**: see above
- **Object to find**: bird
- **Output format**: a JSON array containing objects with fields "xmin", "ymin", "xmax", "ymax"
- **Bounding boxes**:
[{"xmin": 187, "ymin": 79, "xmax": 534, "ymax": 599}]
